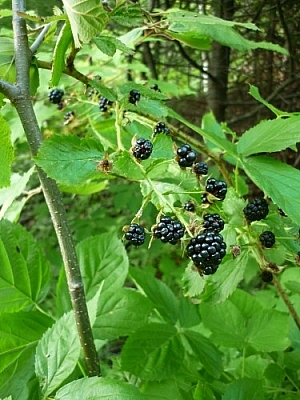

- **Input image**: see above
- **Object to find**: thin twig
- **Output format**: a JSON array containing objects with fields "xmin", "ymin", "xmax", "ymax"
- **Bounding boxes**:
[{"xmin": 30, "ymin": 23, "xmax": 51, "ymax": 54}]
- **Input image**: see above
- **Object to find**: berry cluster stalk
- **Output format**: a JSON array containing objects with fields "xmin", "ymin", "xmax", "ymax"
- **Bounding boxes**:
[{"xmin": 5, "ymin": 0, "xmax": 100, "ymax": 376}]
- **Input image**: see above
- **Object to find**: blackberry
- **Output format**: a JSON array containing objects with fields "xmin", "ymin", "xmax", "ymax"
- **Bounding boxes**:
[
  {"xmin": 201, "ymin": 193, "xmax": 210, "ymax": 204},
  {"xmin": 243, "ymin": 198, "xmax": 269, "ymax": 222},
  {"xmin": 88, "ymin": 88, "xmax": 100, "ymax": 100},
  {"xmin": 205, "ymin": 178, "xmax": 227, "ymax": 201},
  {"xmin": 193, "ymin": 162, "xmax": 208, "ymax": 176},
  {"xmin": 184, "ymin": 201, "xmax": 195, "ymax": 212},
  {"xmin": 261, "ymin": 270, "xmax": 273, "ymax": 283},
  {"xmin": 129, "ymin": 89, "xmax": 141, "ymax": 104},
  {"xmin": 57, "ymin": 102, "xmax": 64, "ymax": 110},
  {"xmin": 259, "ymin": 231, "xmax": 275, "ymax": 248},
  {"xmin": 153, "ymin": 216, "xmax": 185, "ymax": 245},
  {"xmin": 48, "ymin": 88, "xmax": 64, "ymax": 104},
  {"xmin": 125, "ymin": 223, "xmax": 145, "ymax": 246},
  {"xmin": 203, "ymin": 213, "xmax": 224, "ymax": 233},
  {"xmin": 153, "ymin": 122, "xmax": 170, "ymax": 135},
  {"xmin": 64, "ymin": 110, "xmax": 75, "ymax": 122},
  {"xmin": 186, "ymin": 232, "xmax": 227, "ymax": 274},
  {"xmin": 176, "ymin": 144, "xmax": 197, "ymax": 168},
  {"xmin": 150, "ymin": 84, "xmax": 160, "ymax": 92},
  {"xmin": 99, "ymin": 96, "xmax": 113, "ymax": 112},
  {"xmin": 132, "ymin": 138, "xmax": 153, "ymax": 160}
]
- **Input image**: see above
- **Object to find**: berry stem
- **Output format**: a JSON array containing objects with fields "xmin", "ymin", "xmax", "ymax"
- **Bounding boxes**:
[{"xmin": 115, "ymin": 101, "xmax": 125, "ymax": 151}]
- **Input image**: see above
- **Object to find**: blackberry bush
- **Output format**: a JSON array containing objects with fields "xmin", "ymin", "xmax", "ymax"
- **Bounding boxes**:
[
  {"xmin": 205, "ymin": 178, "xmax": 227, "ymax": 201},
  {"xmin": 152, "ymin": 216, "xmax": 185, "ymax": 245},
  {"xmin": 176, "ymin": 144, "xmax": 197, "ymax": 167},
  {"xmin": 259, "ymin": 231, "xmax": 275, "ymax": 248},
  {"xmin": 132, "ymin": 138, "xmax": 153, "ymax": 160},
  {"xmin": 193, "ymin": 161, "xmax": 208, "ymax": 176},
  {"xmin": 153, "ymin": 121, "xmax": 170, "ymax": 135},
  {"xmin": 125, "ymin": 223, "xmax": 145, "ymax": 246},
  {"xmin": 186, "ymin": 232, "xmax": 227, "ymax": 274},
  {"xmin": 243, "ymin": 198, "xmax": 269, "ymax": 222},
  {"xmin": 48, "ymin": 88, "xmax": 64, "ymax": 104},
  {"xmin": 203, "ymin": 213, "xmax": 224, "ymax": 233},
  {"xmin": 129, "ymin": 89, "xmax": 141, "ymax": 104}
]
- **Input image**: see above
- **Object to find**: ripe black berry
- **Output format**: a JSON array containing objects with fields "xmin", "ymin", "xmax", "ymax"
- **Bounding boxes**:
[
  {"xmin": 132, "ymin": 138, "xmax": 153, "ymax": 160},
  {"xmin": 153, "ymin": 122, "xmax": 170, "ymax": 135},
  {"xmin": 88, "ymin": 88, "xmax": 100, "ymax": 100},
  {"xmin": 48, "ymin": 88, "xmax": 64, "ymax": 104},
  {"xmin": 152, "ymin": 216, "xmax": 185, "ymax": 245},
  {"xmin": 184, "ymin": 201, "xmax": 195, "ymax": 212},
  {"xmin": 243, "ymin": 198, "xmax": 269, "ymax": 222},
  {"xmin": 129, "ymin": 89, "xmax": 141, "ymax": 104},
  {"xmin": 193, "ymin": 162, "xmax": 208, "ymax": 176},
  {"xmin": 205, "ymin": 178, "xmax": 227, "ymax": 201},
  {"xmin": 259, "ymin": 231, "xmax": 275, "ymax": 248},
  {"xmin": 64, "ymin": 110, "xmax": 75, "ymax": 122},
  {"xmin": 99, "ymin": 96, "xmax": 113, "ymax": 112},
  {"xmin": 150, "ymin": 84, "xmax": 160, "ymax": 92},
  {"xmin": 177, "ymin": 144, "xmax": 197, "ymax": 167},
  {"xmin": 125, "ymin": 223, "xmax": 145, "ymax": 246},
  {"xmin": 261, "ymin": 270, "xmax": 273, "ymax": 283},
  {"xmin": 186, "ymin": 232, "xmax": 227, "ymax": 274},
  {"xmin": 203, "ymin": 213, "xmax": 224, "ymax": 233}
]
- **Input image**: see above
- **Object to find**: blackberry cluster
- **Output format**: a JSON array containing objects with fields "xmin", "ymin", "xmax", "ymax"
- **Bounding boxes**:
[
  {"xmin": 125, "ymin": 223, "xmax": 145, "ymax": 246},
  {"xmin": 184, "ymin": 201, "xmax": 195, "ymax": 212},
  {"xmin": 150, "ymin": 84, "xmax": 160, "ymax": 92},
  {"xmin": 88, "ymin": 88, "xmax": 99, "ymax": 100},
  {"xmin": 187, "ymin": 232, "xmax": 227, "ymax": 275},
  {"xmin": 259, "ymin": 231, "xmax": 275, "ymax": 248},
  {"xmin": 205, "ymin": 178, "xmax": 227, "ymax": 201},
  {"xmin": 153, "ymin": 122, "xmax": 170, "ymax": 135},
  {"xmin": 132, "ymin": 138, "xmax": 153, "ymax": 160},
  {"xmin": 64, "ymin": 111, "xmax": 75, "ymax": 123},
  {"xmin": 203, "ymin": 213, "xmax": 224, "ymax": 233},
  {"xmin": 261, "ymin": 270, "xmax": 273, "ymax": 283},
  {"xmin": 243, "ymin": 198, "xmax": 269, "ymax": 222},
  {"xmin": 177, "ymin": 144, "xmax": 197, "ymax": 167},
  {"xmin": 153, "ymin": 216, "xmax": 185, "ymax": 245},
  {"xmin": 193, "ymin": 162, "xmax": 208, "ymax": 176},
  {"xmin": 48, "ymin": 88, "xmax": 64, "ymax": 104},
  {"xmin": 99, "ymin": 96, "xmax": 113, "ymax": 112},
  {"xmin": 129, "ymin": 89, "xmax": 141, "ymax": 104}
]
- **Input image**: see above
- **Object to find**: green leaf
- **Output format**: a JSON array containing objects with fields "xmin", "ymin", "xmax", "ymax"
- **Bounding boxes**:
[
  {"xmin": 222, "ymin": 378, "xmax": 264, "ymax": 400},
  {"xmin": 121, "ymin": 323, "xmax": 184, "ymax": 380},
  {"xmin": 242, "ymin": 156, "xmax": 300, "ymax": 225},
  {"xmin": 76, "ymin": 232, "xmax": 129, "ymax": 300},
  {"xmin": 237, "ymin": 116, "xmax": 300, "ymax": 156},
  {"xmin": 0, "ymin": 311, "xmax": 53, "ymax": 397},
  {"xmin": 93, "ymin": 288, "xmax": 154, "ymax": 340},
  {"xmin": 113, "ymin": 151, "xmax": 144, "ymax": 181},
  {"xmin": 35, "ymin": 312, "xmax": 80, "ymax": 397},
  {"xmin": 178, "ymin": 297, "xmax": 201, "ymax": 329},
  {"xmin": 29, "ymin": 57, "xmax": 40, "ymax": 96},
  {"xmin": 89, "ymin": 80, "xmax": 117, "ymax": 102},
  {"xmin": 167, "ymin": 31, "xmax": 211, "ymax": 50},
  {"xmin": 140, "ymin": 380, "xmax": 186, "ymax": 400},
  {"xmin": 55, "ymin": 377, "xmax": 144, "ymax": 399},
  {"xmin": 62, "ymin": 0, "xmax": 109, "ymax": 48},
  {"xmin": 130, "ymin": 267, "xmax": 179, "ymax": 324},
  {"xmin": 93, "ymin": 36, "xmax": 134, "ymax": 57},
  {"xmin": 0, "ymin": 114, "xmax": 14, "ymax": 188},
  {"xmin": 50, "ymin": 21, "xmax": 73, "ymax": 87},
  {"xmin": 0, "ymin": 220, "xmax": 50, "ymax": 313},
  {"xmin": 248, "ymin": 85, "xmax": 287, "ymax": 117},
  {"xmin": 151, "ymin": 135, "xmax": 175, "ymax": 161},
  {"xmin": 184, "ymin": 330, "xmax": 222, "ymax": 378},
  {"xmin": 110, "ymin": 1, "xmax": 143, "ymax": 27},
  {"xmin": 35, "ymin": 135, "xmax": 105, "ymax": 186},
  {"xmin": 59, "ymin": 179, "xmax": 108, "ymax": 195}
]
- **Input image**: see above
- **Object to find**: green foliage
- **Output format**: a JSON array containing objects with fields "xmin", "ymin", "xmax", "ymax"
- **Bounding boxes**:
[{"xmin": 0, "ymin": 1, "xmax": 300, "ymax": 399}]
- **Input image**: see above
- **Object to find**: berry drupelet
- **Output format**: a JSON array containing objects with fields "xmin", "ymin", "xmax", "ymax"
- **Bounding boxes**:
[
  {"xmin": 125, "ymin": 223, "xmax": 145, "ymax": 246},
  {"xmin": 186, "ymin": 231, "xmax": 227, "ymax": 275},
  {"xmin": 203, "ymin": 213, "xmax": 224, "ymax": 233},
  {"xmin": 259, "ymin": 231, "xmax": 275, "ymax": 248},
  {"xmin": 177, "ymin": 144, "xmax": 197, "ymax": 168},
  {"xmin": 153, "ymin": 122, "xmax": 170, "ymax": 135},
  {"xmin": 152, "ymin": 216, "xmax": 185, "ymax": 245},
  {"xmin": 48, "ymin": 88, "xmax": 64, "ymax": 104},
  {"xmin": 184, "ymin": 201, "xmax": 195, "ymax": 212},
  {"xmin": 193, "ymin": 161, "xmax": 208, "ymax": 176},
  {"xmin": 243, "ymin": 198, "xmax": 269, "ymax": 222},
  {"xmin": 205, "ymin": 178, "xmax": 227, "ymax": 201},
  {"xmin": 129, "ymin": 89, "xmax": 141, "ymax": 104},
  {"xmin": 132, "ymin": 138, "xmax": 153, "ymax": 160}
]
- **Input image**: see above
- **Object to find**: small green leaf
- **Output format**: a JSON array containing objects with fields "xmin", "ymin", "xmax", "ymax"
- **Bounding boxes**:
[
  {"xmin": 93, "ymin": 288, "xmax": 153, "ymax": 340},
  {"xmin": 113, "ymin": 151, "xmax": 144, "ymax": 181},
  {"xmin": 35, "ymin": 312, "xmax": 80, "ymax": 397},
  {"xmin": 89, "ymin": 80, "xmax": 117, "ymax": 101},
  {"xmin": 0, "ymin": 220, "xmax": 50, "ymax": 313},
  {"xmin": 29, "ymin": 57, "xmax": 40, "ymax": 96},
  {"xmin": 178, "ymin": 297, "xmax": 201, "ymax": 328},
  {"xmin": 140, "ymin": 380, "xmax": 186, "ymax": 400},
  {"xmin": 0, "ymin": 114, "xmax": 14, "ymax": 188},
  {"xmin": 130, "ymin": 267, "xmax": 179, "ymax": 324},
  {"xmin": 242, "ymin": 156, "xmax": 300, "ymax": 225},
  {"xmin": 93, "ymin": 36, "xmax": 134, "ymax": 57},
  {"xmin": 121, "ymin": 323, "xmax": 184, "ymax": 380},
  {"xmin": 222, "ymin": 378, "xmax": 264, "ymax": 400},
  {"xmin": 50, "ymin": 21, "xmax": 73, "ymax": 87},
  {"xmin": 167, "ymin": 31, "xmax": 211, "ymax": 50},
  {"xmin": 237, "ymin": 116, "xmax": 300, "ymax": 156},
  {"xmin": 151, "ymin": 134, "xmax": 174, "ymax": 160},
  {"xmin": 248, "ymin": 85, "xmax": 287, "ymax": 117},
  {"xmin": 35, "ymin": 135, "xmax": 105, "ymax": 186},
  {"xmin": 55, "ymin": 377, "xmax": 144, "ymax": 399},
  {"xmin": 62, "ymin": 0, "xmax": 109, "ymax": 48},
  {"xmin": 110, "ymin": 1, "xmax": 143, "ymax": 27},
  {"xmin": 76, "ymin": 232, "xmax": 129, "ymax": 300}
]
